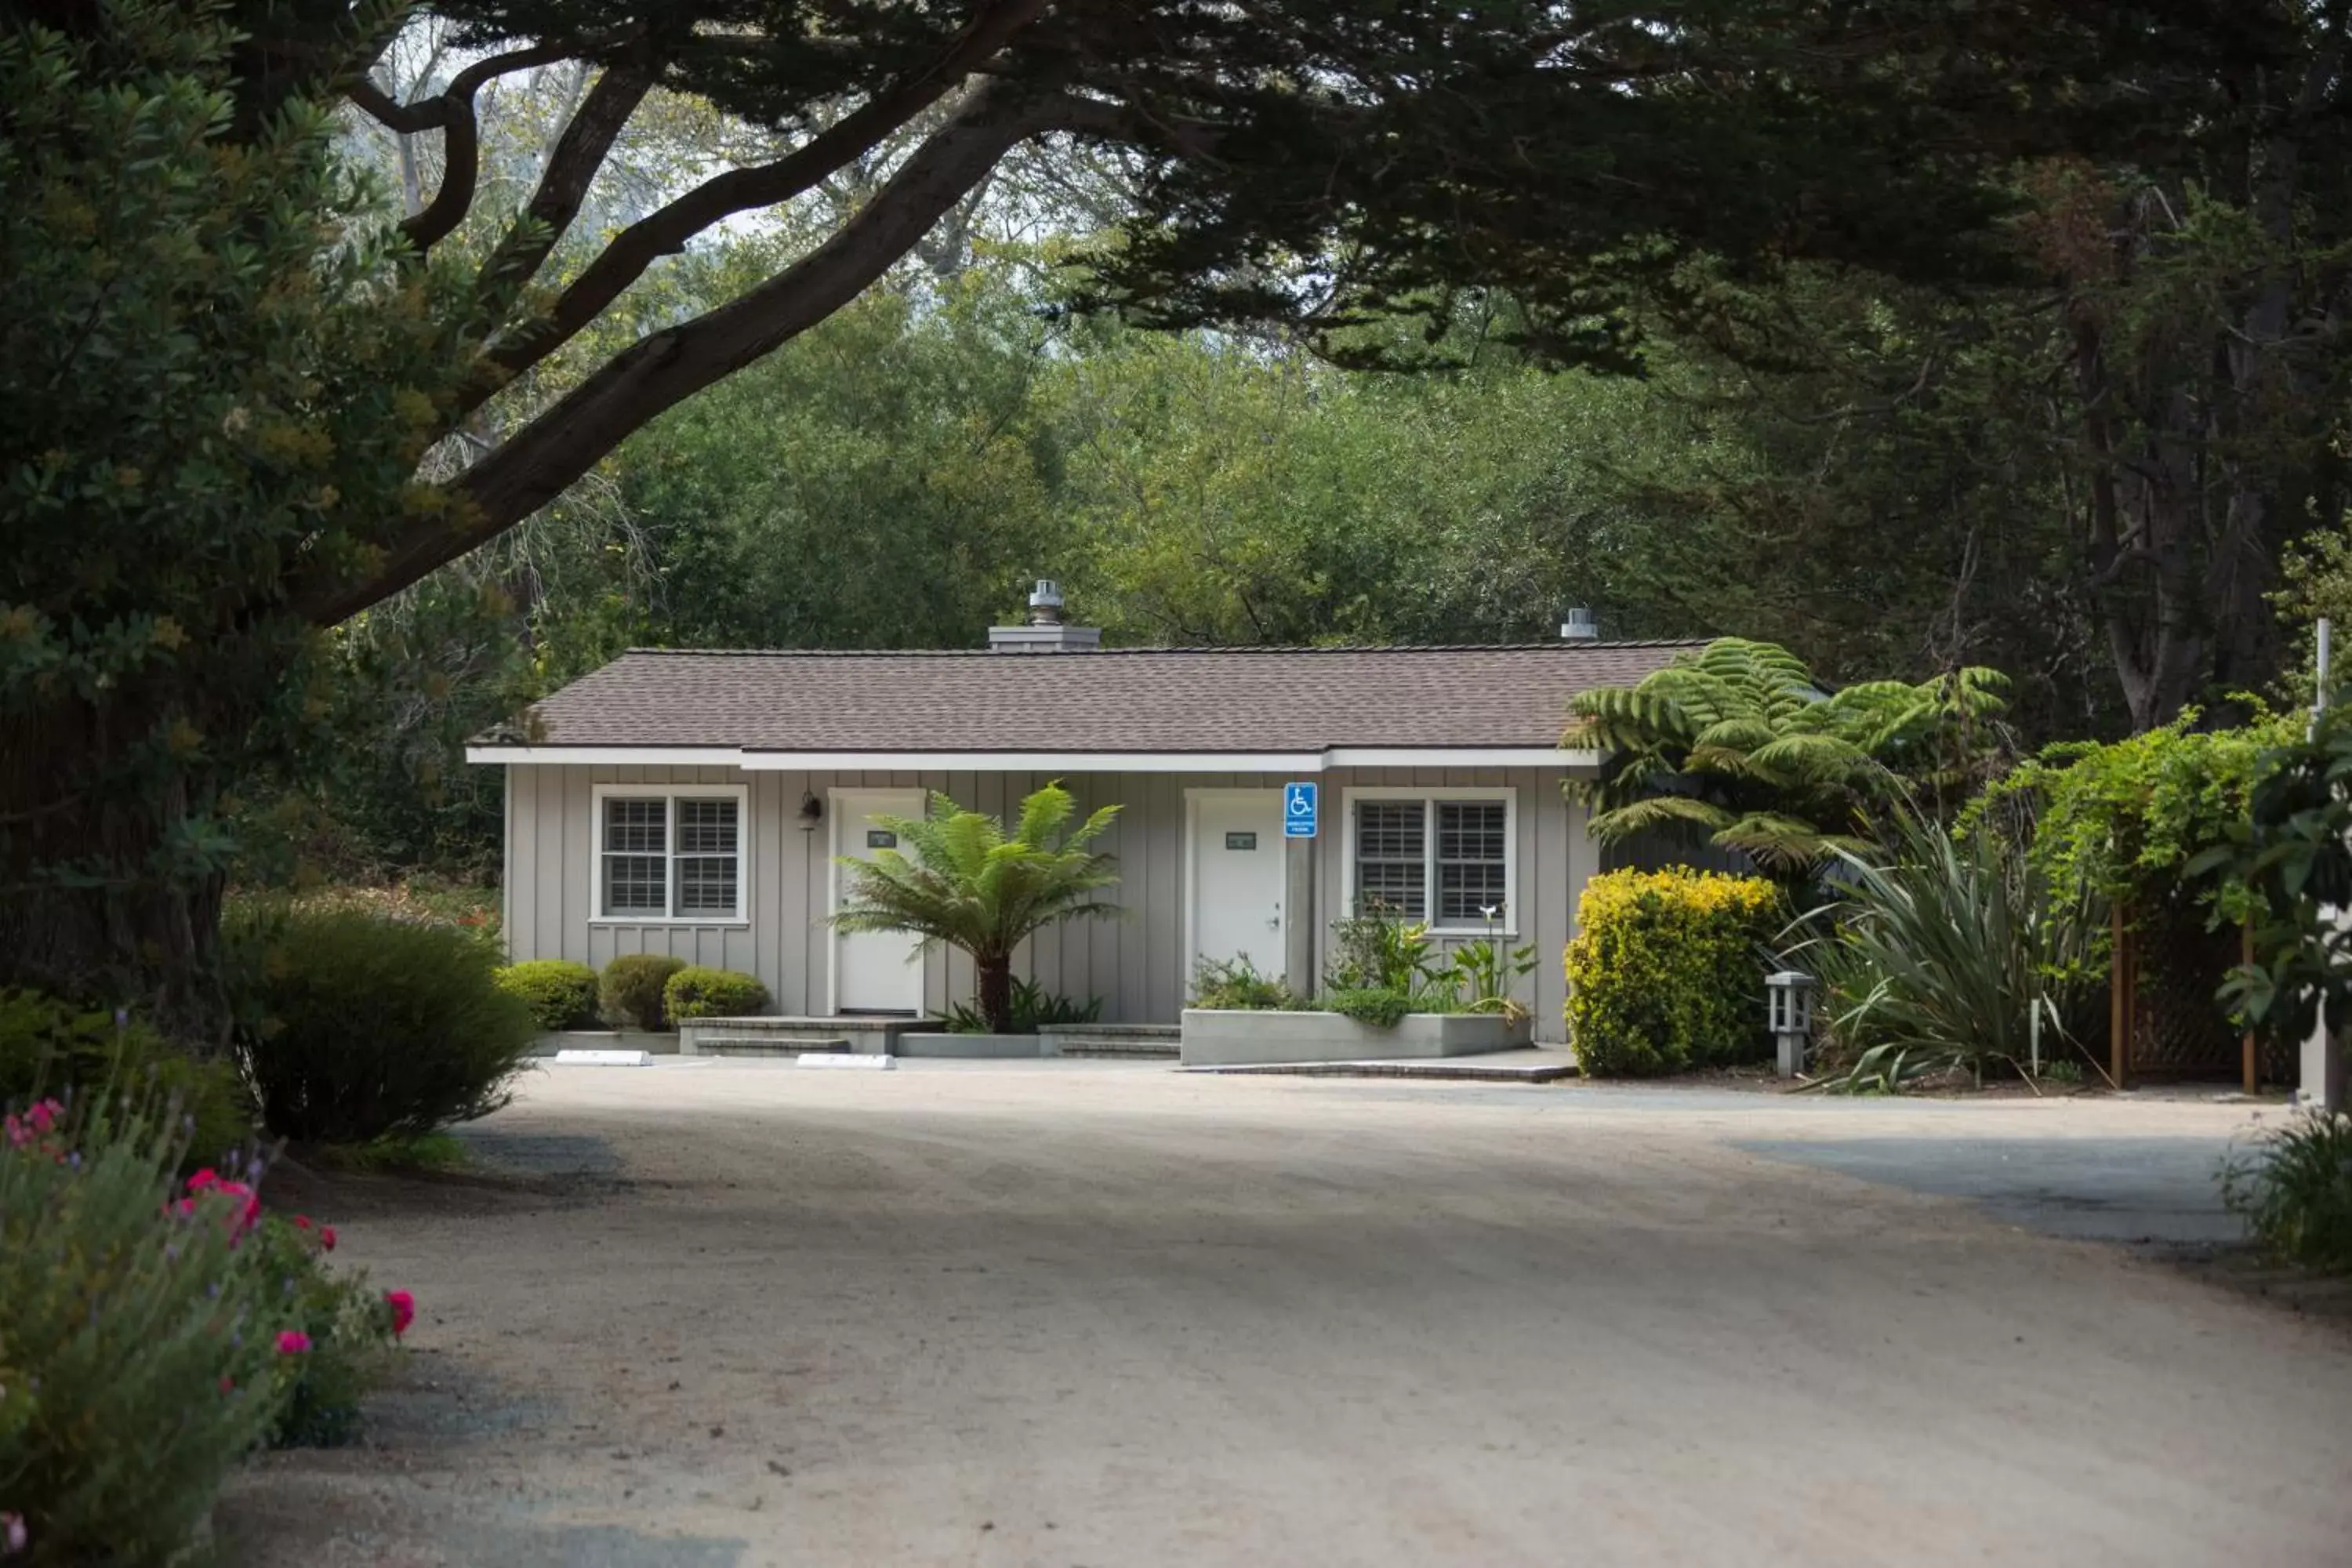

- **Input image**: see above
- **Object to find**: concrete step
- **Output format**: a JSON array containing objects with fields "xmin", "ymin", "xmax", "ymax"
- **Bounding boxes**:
[
  {"xmin": 1183, "ymin": 1052, "xmax": 1576, "ymax": 1083},
  {"xmin": 1054, "ymin": 1040, "xmax": 1181, "ymax": 1060},
  {"xmin": 699, "ymin": 1036, "xmax": 850, "ymax": 1058}
]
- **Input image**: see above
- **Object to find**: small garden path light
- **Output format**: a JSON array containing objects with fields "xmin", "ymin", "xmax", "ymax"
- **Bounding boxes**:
[{"xmin": 1766, "ymin": 970, "xmax": 1815, "ymax": 1078}]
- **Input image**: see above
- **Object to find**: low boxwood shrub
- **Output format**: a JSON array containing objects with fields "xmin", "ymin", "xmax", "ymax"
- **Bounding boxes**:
[
  {"xmin": 494, "ymin": 959, "xmax": 600, "ymax": 1032},
  {"xmin": 663, "ymin": 965, "xmax": 770, "ymax": 1022},
  {"xmin": 599, "ymin": 953, "xmax": 688, "ymax": 1030},
  {"xmin": 0, "ymin": 1102, "xmax": 289, "ymax": 1565},
  {"xmin": 1565, "ymin": 868, "xmax": 1782, "ymax": 1076},
  {"xmin": 228, "ymin": 906, "xmax": 539, "ymax": 1145},
  {"xmin": 0, "ymin": 988, "xmax": 249, "ymax": 1164},
  {"xmin": 1324, "ymin": 986, "xmax": 1411, "ymax": 1029},
  {"xmin": 1191, "ymin": 956, "xmax": 1295, "ymax": 1011}
]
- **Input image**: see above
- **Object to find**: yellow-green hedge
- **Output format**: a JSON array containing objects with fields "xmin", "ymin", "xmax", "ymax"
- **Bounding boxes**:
[{"xmin": 1564, "ymin": 868, "xmax": 1782, "ymax": 1076}]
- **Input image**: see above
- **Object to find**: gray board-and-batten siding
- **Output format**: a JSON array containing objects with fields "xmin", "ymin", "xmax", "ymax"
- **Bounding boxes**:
[{"xmin": 499, "ymin": 761, "xmax": 1603, "ymax": 1044}]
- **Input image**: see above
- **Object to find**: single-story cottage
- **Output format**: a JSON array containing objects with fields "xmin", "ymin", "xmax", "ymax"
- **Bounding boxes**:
[{"xmin": 467, "ymin": 588, "xmax": 1697, "ymax": 1045}]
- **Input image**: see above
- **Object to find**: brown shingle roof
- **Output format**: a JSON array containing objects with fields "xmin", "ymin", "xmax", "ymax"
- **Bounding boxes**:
[{"xmin": 503, "ymin": 643, "xmax": 1700, "ymax": 753}]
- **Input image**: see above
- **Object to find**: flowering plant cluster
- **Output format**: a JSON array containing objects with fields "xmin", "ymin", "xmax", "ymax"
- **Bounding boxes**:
[{"xmin": 0, "ymin": 1097, "xmax": 417, "ymax": 1562}]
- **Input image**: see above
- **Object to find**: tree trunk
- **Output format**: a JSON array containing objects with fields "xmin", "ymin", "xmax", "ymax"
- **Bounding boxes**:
[
  {"xmin": 0, "ymin": 699, "xmax": 228, "ymax": 1047},
  {"xmin": 975, "ymin": 954, "xmax": 1014, "ymax": 1035}
]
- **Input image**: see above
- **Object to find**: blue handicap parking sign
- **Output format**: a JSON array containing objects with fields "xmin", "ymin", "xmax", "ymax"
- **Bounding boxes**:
[{"xmin": 1283, "ymin": 782, "xmax": 1319, "ymax": 837}]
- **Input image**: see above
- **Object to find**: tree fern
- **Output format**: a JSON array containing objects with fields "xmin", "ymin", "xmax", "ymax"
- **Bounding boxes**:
[{"xmin": 1565, "ymin": 637, "xmax": 2008, "ymax": 871}]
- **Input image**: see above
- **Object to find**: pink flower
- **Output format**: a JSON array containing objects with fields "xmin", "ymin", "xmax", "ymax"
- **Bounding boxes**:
[
  {"xmin": 219, "ymin": 1374, "xmax": 235, "ymax": 1395},
  {"xmin": 384, "ymin": 1289, "xmax": 415, "ymax": 1338},
  {"xmin": 1, "ymin": 1509, "xmax": 24, "ymax": 1555},
  {"xmin": 275, "ymin": 1330, "xmax": 311, "ymax": 1355},
  {"xmin": 24, "ymin": 1100, "xmax": 56, "ymax": 1134},
  {"xmin": 186, "ymin": 1168, "xmax": 220, "ymax": 1193},
  {"xmin": 320, "ymin": 1226, "xmax": 336, "ymax": 1252},
  {"xmin": 293, "ymin": 1215, "xmax": 311, "ymax": 1231}
]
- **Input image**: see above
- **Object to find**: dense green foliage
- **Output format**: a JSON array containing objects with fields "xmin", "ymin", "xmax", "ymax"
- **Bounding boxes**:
[
  {"xmin": 1803, "ymin": 817, "xmax": 2100, "ymax": 1091},
  {"xmin": 0, "ymin": 2, "xmax": 478, "ymax": 1026},
  {"xmin": 0, "ymin": 1105, "xmax": 286, "ymax": 1565},
  {"xmin": 230, "ymin": 907, "xmax": 539, "ymax": 1143},
  {"xmin": 1564, "ymin": 869, "xmax": 1783, "ymax": 1077},
  {"xmin": 833, "ymin": 783, "xmax": 1121, "ymax": 1034},
  {"xmin": 597, "ymin": 954, "xmax": 687, "ymax": 1032},
  {"xmin": 1567, "ymin": 638, "xmax": 2011, "ymax": 870},
  {"xmin": 662, "ymin": 965, "xmax": 770, "ymax": 1023},
  {"xmin": 1190, "ymin": 956, "xmax": 1297, "ymax": 1011},
  {"xmin": 938, "ymin": 978, "xmax": 1101, "ymax": 1036},
  {"xmin": 0, "ymin": 989, "xmax": 248, "ymax": 1163},
  {"xmin": 2187, "ymin": 700, "xmax": 2352, "ymax": 1044},
  {"xmin": 2223, "ymin": 1112, "xmax": 2352, "ymax": 1276},
  {"xmin": 1323, "ymin": 988, "xmax": 1413, "ymax": 1030},
  {"xmin": 494, "ymin": 959, "xmax": 600, "ymax": 1033}
]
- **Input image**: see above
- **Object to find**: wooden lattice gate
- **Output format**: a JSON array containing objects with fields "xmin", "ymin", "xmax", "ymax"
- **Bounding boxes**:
[{"xmin": 2109, "ymin": 897, "xmax": 2292, "ymax": 1091}]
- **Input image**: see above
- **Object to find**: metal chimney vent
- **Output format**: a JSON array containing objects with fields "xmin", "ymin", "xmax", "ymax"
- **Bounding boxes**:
[
  {"xmin": 1028, "ymin": 579, "xmax": 1065, "ymax": 626},
  {"xmin": 1559, "ymin": 607, "xmax": 1600, "ymax": 641},
  {"xmin": 990, "ymin": 579, "xmax": 1100, "ymax": 653}
]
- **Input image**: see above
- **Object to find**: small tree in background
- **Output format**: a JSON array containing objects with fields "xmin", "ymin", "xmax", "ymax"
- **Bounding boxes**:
[
  {"xmin": 832, "ymin": 784, "xmax": 1120, "ymax": 1034},
  {"xmin": 1564, "ymin": 637, "xmax": 2010, "ymax": 873}
]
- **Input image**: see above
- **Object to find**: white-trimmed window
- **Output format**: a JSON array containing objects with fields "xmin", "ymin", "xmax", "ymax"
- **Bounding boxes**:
[
  {"xmin": 1343, "ymin": 787, "xmax": 1516, "ymax": 931},
  {"xmin": 591, "ymin": 785, "xmax": 747, "ymax": 922}
]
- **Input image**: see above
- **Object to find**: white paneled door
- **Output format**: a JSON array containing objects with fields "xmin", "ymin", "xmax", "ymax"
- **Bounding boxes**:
[
  {"xmin": 831, "ymin": 789, "xmax": 927, "ymax": 1014},
  {"xmin": 1190, "ymin": 791, "xmax": 1287, "ymax": 981}
]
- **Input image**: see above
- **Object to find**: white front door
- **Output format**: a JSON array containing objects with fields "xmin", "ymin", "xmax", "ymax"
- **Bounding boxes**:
[
  {"xmin": 1190, "ymin": 791, "xmax": 1287, "ymax": 984},
  {"xmin": 832, "ymin": 789, "xmax": 927, "ymax": 1014}
]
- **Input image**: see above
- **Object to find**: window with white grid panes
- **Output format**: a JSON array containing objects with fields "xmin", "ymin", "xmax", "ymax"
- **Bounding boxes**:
[
  {"xmin": 1346, "ymin": 791, "xmax": 1515, "ymax": 930},
  {"xmin": 1436, "ymin": 800, "xmax": 1508, "ymax": 923},
  {"xmin": 597, "ymin": 792, "xmax": 742, "ymax": 920},
  {"xmin": 1352, "ymin": 800, "xmax": 1427, "ymax": 918}
]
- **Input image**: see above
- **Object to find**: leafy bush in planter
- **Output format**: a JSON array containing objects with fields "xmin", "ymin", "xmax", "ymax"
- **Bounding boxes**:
[
  {"xmin": 1324, "ymin": 986, "xmax": 1412, "ymax": 1029},
  {"xmin": 0, "ymin": 987, "xmax": 248, "ymax": 1164},
  {"xmin": 1192, "ymin": 956, "xmax": 1296, "ymax": 1010},
  {"xmin": 229, "ymin": 906, "xmax": 539, "ymax": 1144},
  {"xmin": 0, "ymin": 1101, "xmax": 289, "ymax": 1564},
  {"xmin": 494, "ymin": 960, "xmax": 601, "ymax": 1032},
  {"xmin": 2223, "ymin": 1111, "xmax": 2352, "ymax": 1274},
  {"xmin": 939, "ymin": 976, "xmax": 1101, "ymax": 1034},
  {"xmin": 600, "ymin": 953, "xmax": 688, "ymax": 1030},
  {"xmin": 1565, "ymin": 868, "xmax": 1781, "ymax": 1076},
  {"xmin": 664, "ymin": 965, "xmax": 770, "ymax": 1022}
]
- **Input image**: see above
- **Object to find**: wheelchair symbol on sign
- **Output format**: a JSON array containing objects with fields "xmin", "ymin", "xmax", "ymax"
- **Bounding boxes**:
[{"xmin": 1282, "ymin": 782, "xmax": 1319, "ymax": 838}]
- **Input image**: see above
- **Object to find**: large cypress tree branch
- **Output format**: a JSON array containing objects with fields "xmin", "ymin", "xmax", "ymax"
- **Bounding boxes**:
[
  {"xmin": 475, "ymin": 0, "xmax": 1051, "ymax": 397},
  {"xmin": 474, "ymin": 64, "xmax": 654, "ymax": 299},
  {"xmin": 347, "ymin": 43, "xmax": 576, "ymax": 251},
  {"xmin": 297, "ymin": 85, "xmax": 1061, "ymax": 626}
]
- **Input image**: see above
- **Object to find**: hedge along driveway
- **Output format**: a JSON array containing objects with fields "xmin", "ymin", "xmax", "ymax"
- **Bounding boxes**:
[{"xmin": 219, "ymin": 1066, "xmax": 2352, "ymax": 1567}]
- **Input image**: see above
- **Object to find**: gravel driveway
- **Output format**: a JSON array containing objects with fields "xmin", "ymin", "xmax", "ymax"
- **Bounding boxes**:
[{"xmin": 220, "ymin": 1062, "xmax": 2352, "ymax": 1567}]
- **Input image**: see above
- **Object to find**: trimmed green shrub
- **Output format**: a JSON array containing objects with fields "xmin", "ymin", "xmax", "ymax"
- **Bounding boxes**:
[
  {"xmin": 1325, "ymin": 986, "xmax": 1411, "ymax": 1029},
  {"xmin": 663, "ymin": 965, "xmax": 771, "ymax": 1022},
  {"xmin": 2223, "ymin": 1110, "xmax": 2352, "ymax": 1274},
  {"xmin": 228, "ymin": 906, "xmax": 539, "ymax": 1144},
  {"xmin": 0, "ymin": 1102, "xmax": 290, "ymax": 1564},
  {"xmin": 600, "ymin": 953, "xmax": 688, "ymax": 1030},
  {"xmin": 0, "ymin": 988, "xmax": 249, "ymax": 1164},
  {"xmin": 495, "ymin": 959, "xmax": 600, "ymax": 1032},
  {"xmin": 1565, "ymin": 868, "xmax": 1782, "ymax": 1076}
]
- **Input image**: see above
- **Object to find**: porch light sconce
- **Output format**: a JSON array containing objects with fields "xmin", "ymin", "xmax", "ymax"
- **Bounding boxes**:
[
  {"xmin": 1766, "ymin": 970, "xmax": 1816, "ymax": 1079},
  {"xmin": 797, "ymin": 792, "xmax": 823, "ymax": 833}
]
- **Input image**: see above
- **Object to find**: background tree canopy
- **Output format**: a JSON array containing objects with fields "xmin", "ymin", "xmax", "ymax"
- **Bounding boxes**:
[{"xmin": 9, "ymin": 0, "xmax": 2352, "ymax": 1026}]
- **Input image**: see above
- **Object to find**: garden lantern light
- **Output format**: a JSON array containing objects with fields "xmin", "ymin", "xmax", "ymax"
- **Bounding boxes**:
[{"xmin": 1766, "ymin": 970, "xmax": 1815, "ymax": 1077}]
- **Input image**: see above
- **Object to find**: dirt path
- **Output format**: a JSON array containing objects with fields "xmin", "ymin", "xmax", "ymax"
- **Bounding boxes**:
[{"xmin": 220, "ymin": 1063, "xmax": 2351, "ymax": 1567}]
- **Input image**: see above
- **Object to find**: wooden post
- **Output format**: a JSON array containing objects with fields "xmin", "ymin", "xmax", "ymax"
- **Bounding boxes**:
[
  {"xmin": 2110, "ymin": 901, "xmax": 2132, "ymax": 1091},
  {"xmin": 2242, "ymin": 921, "xmax": 2259, "ymax": 1095}
]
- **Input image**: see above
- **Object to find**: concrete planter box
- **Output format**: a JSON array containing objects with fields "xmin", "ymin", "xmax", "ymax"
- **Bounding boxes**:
[
  {"xmin": 893, "ymin": 1031, "xmax": 1051, "ymax": 1059},
  {"xmin": 1179, "ymin": 1009, "xmax": 1532, "ymax": 1067},
  {"xmin": 533, "ymin": 1029, "xmax": 677, "ymax": 1058}
]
